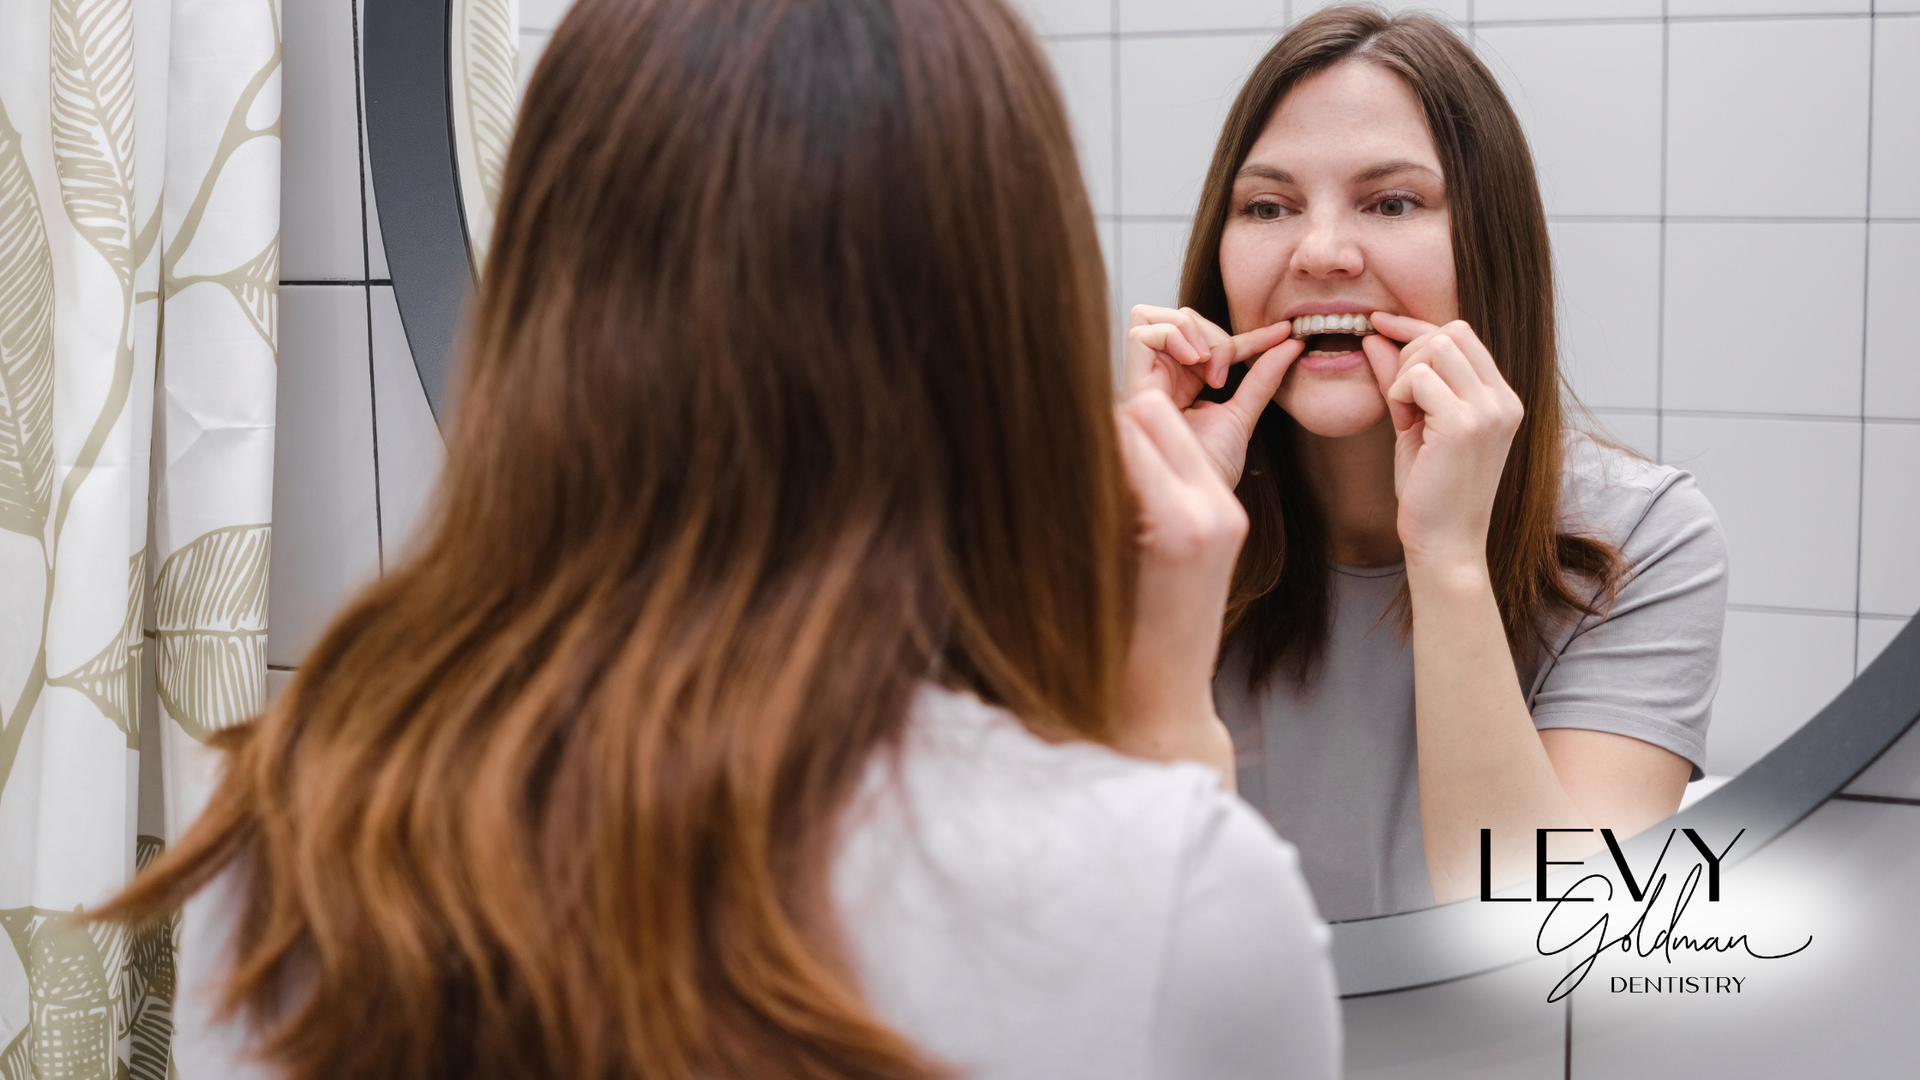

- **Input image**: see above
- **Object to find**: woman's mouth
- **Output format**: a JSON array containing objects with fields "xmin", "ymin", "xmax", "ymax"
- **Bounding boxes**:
[{"xmin": 1289, "ymin": 313, "xmax": 1377, "ymax": 358}]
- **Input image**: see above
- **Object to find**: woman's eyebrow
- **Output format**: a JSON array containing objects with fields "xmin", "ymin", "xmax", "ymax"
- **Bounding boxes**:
[
  {"xmin": 1354, "ymin": 160, "xmax": 1441, "ymax": 184},
  {"xmin": 1234, "ymin": 163, "xmax": 1293, "ymax": 183}
]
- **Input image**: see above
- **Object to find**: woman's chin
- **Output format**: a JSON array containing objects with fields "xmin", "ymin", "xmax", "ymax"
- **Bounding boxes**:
[{"xmin": 1277, "ymin": 387, "xmax": 1390, "ymax": 439}]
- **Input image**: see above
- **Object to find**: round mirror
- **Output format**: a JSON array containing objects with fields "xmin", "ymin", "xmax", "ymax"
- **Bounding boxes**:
[{"xmin": 366, "ymin": 0, "xmax": 1920, "ymax": 999}]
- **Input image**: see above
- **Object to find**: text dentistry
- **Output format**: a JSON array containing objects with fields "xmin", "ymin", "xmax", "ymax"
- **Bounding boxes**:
[{"xmin": 1609, "ymin": 976, "xmax": 1748, "ymax": 994}]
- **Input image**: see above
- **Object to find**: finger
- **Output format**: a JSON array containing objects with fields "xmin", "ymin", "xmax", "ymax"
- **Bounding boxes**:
[
  {"xmin": 1130, "ymin": 303, "xmax": 1182, "ymax": 330},
  {"xmin": 1115, "ymin": 406, "xmax": 1183, "ymax": 520},
  {"xmin": 1208, "ymin": 320, "xmax": 1293, "ymax": 390},
  {"xmin": 1361, "ymin": 332, "xmax": 1403, "ymax": 398},
  {"xmin": 1125, "ymin": 390, "xmax": 1224, "ymax": 490},
  {"xmin": 1439, "ymin": 320, "xmax": 1506, "ymax": 388},
  {"xmin": 1132, "ymin": 322, "xmax": 1205, "ymax": 366},
  {"xmin": 1225, "ymin": 337, "xmax": 1302, "ymax": 422},
  {"xmin": 1389, "ymin": 362, "xmax": 1465, "ymax": 423},
  {"xmin": 1426, "ymin": 335, "xmax": 1486, "ymax": 398},
  {"xmin": 1368, "ymin": 310, "xmax": 1440, "ymax": 345}
]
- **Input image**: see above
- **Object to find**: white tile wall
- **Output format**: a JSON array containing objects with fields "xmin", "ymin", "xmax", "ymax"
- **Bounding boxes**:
[
  {"xmin": 1709, "ymin": 608, "xmax": 1857, "ymax": 774},
  {"xmin": 1662, "ymin": 415, "xmax": 1860, "ymax": 612},
  {"xmin": 1858, "ymin": 615, "xmax": 1913, "ymax": 675},
  {"xmin": 1116, "ymin": 33, "xmax": 1274, "ymax": 217},
  {"xmin": 1551, "ymin": 222, "xmax": 1662, "ymax": 411},
  {"xmin": 1671, "ymin": 0, "xmax": 1870, "ymax": 13},
  {"xmin": 1666, "ymin": 18, "xmax": 1870, "ymax": 219},
  {"xmin": 269, "ymin": 286, "xmax": 381, "ymax": 667},
  {"xmin": 1009, "ymin": 0, "xmax": 1108, "ymax": 35},
  {"xmin": 1477, "ymin": 22, "xmax": 1664, "ymax": 218},
  {"xmin": 1118, "ymin": 219, "xmax": 1192, "ymax": 313},
  {"xmin": 1858, "ymin": 422, "xmax": 1920, "ymax": 619},
  {"xmin": 1475, "ymin": 0, "xmax": 1662, "ymax": 19},
  {"xmin": 370, "ymin": 288, "xmax": 446, "ymax": 565},
  {"xmin": 1044, "ymin": 38, "xmax": 1114, "ymax": 215},
  {"xmin": 1586, "ymin": 410, "xmax": 1660, "ymax": 461},
  {"xmin": 1865, "ymin": 223, "xmax": 1920, "ymax": 419},
  {"xmin": 281, "ymin": 0, "xmax": 366, "ymax": 279},
  {"xmin": 1119, "ymin": 0, "xmax": 1285, "ymax": 34},
  {"xmin": 1872, "ymin": 17, "xmax": 1920, "ymax": 219},
  {"xmin": 1662, "ymin": 223, "xmax": 1866, "ymax": 417}
]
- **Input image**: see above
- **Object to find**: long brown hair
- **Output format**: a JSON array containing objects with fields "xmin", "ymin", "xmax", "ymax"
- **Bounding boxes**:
[
  {"xmin": 1185, "ymin": 4, "xmax": 1621, "ymax": 686},
  {"xmin": 103, "ymin": 1, "xmax": 1127, "ymax": 1077}
]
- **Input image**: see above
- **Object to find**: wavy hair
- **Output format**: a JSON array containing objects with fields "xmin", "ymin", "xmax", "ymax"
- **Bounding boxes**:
[{"xmin": 102, "ymin": 1, "xmax": 1128, "ymax": 1078}]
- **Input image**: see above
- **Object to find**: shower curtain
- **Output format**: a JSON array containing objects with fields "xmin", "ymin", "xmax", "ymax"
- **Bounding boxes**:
[{"xmin": 0, "ymin": 0, "xmax": 279, "ymax": 1074}]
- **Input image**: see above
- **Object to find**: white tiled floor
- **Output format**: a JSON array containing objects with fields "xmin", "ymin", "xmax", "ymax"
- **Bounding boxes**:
[
  {"xmin": 1661, "ymin": 415, "xmax": 1860, "ymax": 613},
  {"xmin": 1477, "ymin": 21, "xmax": 1664, "ymax": 218},
  {"xmin": 1665, "ymin": 18, "xmax": 1870, "ymax": 219},
  {"xmin": 1661, "ymin": 223, "xmax": 1866, "ymax": 418}
]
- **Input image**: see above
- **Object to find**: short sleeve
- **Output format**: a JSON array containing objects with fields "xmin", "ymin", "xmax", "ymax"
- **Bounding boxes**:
[
  {"xmin": 1528, "ymin": 464, "xmax": 1728, "ymax": 780},
  {"xmin": 1148, "ymin": 794, "xmax": 1341, "ymax": 1080}
]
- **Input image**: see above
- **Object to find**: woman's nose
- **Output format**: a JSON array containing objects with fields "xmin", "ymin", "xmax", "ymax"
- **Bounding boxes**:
[{"xmin": 1289, "ymin": 212, "xmax": 1364, "ymax": 279}]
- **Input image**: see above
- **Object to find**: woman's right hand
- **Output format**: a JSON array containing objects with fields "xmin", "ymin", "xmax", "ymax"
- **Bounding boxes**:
[
  {"xmin": 1122, "ymin": 305, "xmax": 1301, "ymax": 489},
  {"xmin": 1111, "ymin": 388, "xmax": 1249, "ymax": 787}
]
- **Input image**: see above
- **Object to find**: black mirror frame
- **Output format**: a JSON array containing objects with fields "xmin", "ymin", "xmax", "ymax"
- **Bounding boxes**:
[{"xmin": 361, "ymin": 0, "xmax": 1920, "ymax": 998}]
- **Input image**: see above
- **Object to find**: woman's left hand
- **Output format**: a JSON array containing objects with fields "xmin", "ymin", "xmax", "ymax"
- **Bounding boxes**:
[{"xmin": 1362, "ymin": 312, "xmax": 1524, "ymax": 569}]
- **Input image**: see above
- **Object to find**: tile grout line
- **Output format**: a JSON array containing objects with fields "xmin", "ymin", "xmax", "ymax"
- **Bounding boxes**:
[
  {"xmin": 1854, "ymin": 5, "xmax": 1876, "ymax": 675},
  {"xmin": 350, "ymin": 0, "xmax": 386, "ymax": 574}
]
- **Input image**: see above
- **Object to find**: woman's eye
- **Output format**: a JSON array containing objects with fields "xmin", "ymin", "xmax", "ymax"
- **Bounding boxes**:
[
  {"xmin": 1252, "ymin": 202, "xmax": 1284, "ymax": 221},
  {"xmin": 1378, "ymin": 197, "xmax": 1413, "ymax": 217}
]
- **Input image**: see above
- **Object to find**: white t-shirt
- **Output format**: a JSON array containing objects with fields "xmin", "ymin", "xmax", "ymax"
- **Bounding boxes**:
[{"xmin": 173, "ymin": 684, "xmax": 1341, "ymax": 1080}]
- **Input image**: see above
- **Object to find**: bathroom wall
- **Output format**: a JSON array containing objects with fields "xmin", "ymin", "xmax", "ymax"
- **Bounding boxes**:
[{"xmin": 270, "ymin": 0, "xmax": 1918, "ymax": 776}]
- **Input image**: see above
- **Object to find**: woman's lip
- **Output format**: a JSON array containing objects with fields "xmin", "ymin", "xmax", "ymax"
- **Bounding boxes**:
[{"xmin": 1294, "ymin": 348, "xmax": 1370, "ymax": 373}]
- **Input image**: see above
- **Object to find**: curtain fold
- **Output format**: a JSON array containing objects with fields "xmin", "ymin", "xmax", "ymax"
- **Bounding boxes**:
[{"xmin": 0, "ymin": 0, "xmax": 279, "ymax": 1074}]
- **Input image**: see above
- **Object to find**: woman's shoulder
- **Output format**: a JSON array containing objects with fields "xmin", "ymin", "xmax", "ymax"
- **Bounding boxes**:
[
  {"xmin": 1557, "ymin": 428, "xmax": 1721, "ymax": 552},
  {"xmin": 832, "ymin": 685, "xmax": 1325, "ymax": 1078},
  {"xmin": 844, "ymin": 684, "xmax": 1262, "ymax": 877}
]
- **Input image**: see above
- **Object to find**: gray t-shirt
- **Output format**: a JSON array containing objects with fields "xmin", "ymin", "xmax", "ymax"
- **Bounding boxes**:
[{"xmin": 1215, "ymin": 434, "xmax": 1728, "ymax": 921}]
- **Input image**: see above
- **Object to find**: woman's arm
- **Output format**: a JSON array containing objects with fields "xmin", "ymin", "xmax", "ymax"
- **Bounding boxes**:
[
  {"xmin": 1369, "ymin": 313, "xmax": 1693, "ymax": 900},
  {"xmin": 1115, "ymin": 387, "xmax": 1285, "ymax": 785}
]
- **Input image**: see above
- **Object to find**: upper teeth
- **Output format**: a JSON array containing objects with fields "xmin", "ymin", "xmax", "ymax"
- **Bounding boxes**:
[{"xmin": 1291, "ymin": 313, "xmax": 1375, "ymax": 338}]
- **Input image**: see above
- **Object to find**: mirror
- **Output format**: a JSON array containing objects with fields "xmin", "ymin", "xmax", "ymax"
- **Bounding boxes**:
[{"xmin": 367, "ymin": 0, "xmax": 1920, "ymax": 995}]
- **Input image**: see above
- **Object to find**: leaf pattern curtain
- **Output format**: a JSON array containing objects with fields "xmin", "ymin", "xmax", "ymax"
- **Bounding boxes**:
[{"xmin": 0, "ymin": 0, "xmax": 279, "ymax": 1074}]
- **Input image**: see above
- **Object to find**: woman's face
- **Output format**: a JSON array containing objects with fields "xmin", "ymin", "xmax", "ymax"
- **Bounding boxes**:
[{"xmin": 1219, "ymin": 61, "xmax": 1457, "ymax": 438}]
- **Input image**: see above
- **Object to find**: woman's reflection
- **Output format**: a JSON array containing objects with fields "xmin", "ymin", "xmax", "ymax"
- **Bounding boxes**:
[{"xmin": 1125, "ymin": 5, "xmax": 1729, "ymax": 918}]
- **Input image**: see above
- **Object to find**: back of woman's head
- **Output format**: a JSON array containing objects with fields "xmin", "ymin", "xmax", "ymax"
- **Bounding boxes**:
[{"xmin": 107, "ymin": 2, "xmax": 1126, "ymax": 1078}]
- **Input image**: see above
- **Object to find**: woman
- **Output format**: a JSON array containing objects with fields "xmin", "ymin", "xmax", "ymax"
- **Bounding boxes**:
[
  {"xmin": 1128, "ymin": 5, "xmax": 1727, "ymax": 917},
  {"xmin": 104, "ymin": 0, "xmax": 1338, "ymax": 1077}
]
